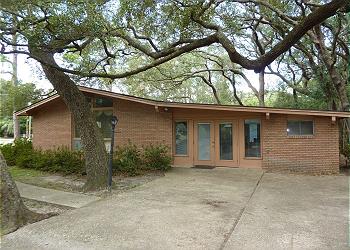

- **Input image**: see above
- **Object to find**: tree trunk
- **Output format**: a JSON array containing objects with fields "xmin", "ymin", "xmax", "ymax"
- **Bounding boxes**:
[
  {"xmin": 30, "ymin": 48, "xmax": 108, "ymax": 191},
  {"xmin": 11, "ymin": 34, "xmax": 18, "ymax": 86},
  {"xmin": 313, "ymin": 27, "xmax": 349, "ymax": 111},
  {"xmin": 0, "ymin": 152, "xmax": 52, "ymax": 235},
  {"xmin": 258, "ymin": 69, "xmax": 265, "ymax": 107},
  {"xmin": 292, "ymin": 89, "xmax": 298, "ymax": 108}
]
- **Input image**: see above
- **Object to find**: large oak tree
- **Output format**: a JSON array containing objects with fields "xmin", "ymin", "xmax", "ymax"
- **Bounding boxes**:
[{"xmin": 0, "ymin": 0, "xmax": 348, "ymax": 190}]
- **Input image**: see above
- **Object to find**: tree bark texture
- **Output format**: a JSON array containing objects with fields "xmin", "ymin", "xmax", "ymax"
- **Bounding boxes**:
[
  {"xmin": 313, "ymin": 26, "xmax": 349, "ymax": 111},
  {"xmin": 258, "ymin": 69, "xmax": 266, "ymax": 107},
  {"xmin": 0, "ymin": 152, "xmax": 52, "ymax": 235},
  {"xmin": 30, "ymin": 48, "xmax": 108, "ymax": 191}
]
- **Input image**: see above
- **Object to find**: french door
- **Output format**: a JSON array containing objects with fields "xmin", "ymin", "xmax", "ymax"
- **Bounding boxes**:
[
  {"xmin": 214, "ymin": 121, "xmax": 238, "ymax": 167},
  {"xmin": 194, "ymin": 121, "xmax": 238, "ymax": 167},
  {"xmin": 194, "ymin": 122, "xmax": 215, "ymax": 166}
]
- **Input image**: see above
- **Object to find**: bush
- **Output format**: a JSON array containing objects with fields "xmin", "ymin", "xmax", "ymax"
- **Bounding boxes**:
[
  {"xmin": 1, "ymin": 139, "xmax": 171, "ymax": 176},
  {"xmin": 36, "ymin": 148, "xmax": 85, "ymax": 175},
  {"xmin": 341, "ymin": 144, "xmax": 350, "ymax": 159},
  {"xmin": 0, "ymin": 143, "xmax": 16, "ymax": 166},
  {"xmin": 113, "ymin": 143, "xmax": 141, "ymax": 176},
  {"xmin": 0, "ymin": 138, "xmax": 34, "ymax": 166},
  {"xmin": 15, "ymin": 140, "xmax": 36, "ymax": 168},
  {"xmin": 0, "ymin": 139, "xmax": 84, "ymax": 175},
  {"xmin": 142, "ymin": 144, "xmax": 172, "ymax": 171}
]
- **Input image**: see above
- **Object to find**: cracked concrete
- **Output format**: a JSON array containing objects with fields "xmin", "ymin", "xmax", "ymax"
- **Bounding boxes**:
[{"xmin": 2, "ymin": 168, "xmax": 348, "ymax": 250}]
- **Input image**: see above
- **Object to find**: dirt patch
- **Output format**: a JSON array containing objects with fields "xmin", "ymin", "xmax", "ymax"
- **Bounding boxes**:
[
  {"xmin": 23, "ymin": 198, "xmax": 73, "ymax": 214},
  {"xmin": 39, "ymin": 174, "xmax": 85, "ymax": 192},
  {"xmin": 15, "ymin": 170, "xmax": 165, "ymax": 197}
]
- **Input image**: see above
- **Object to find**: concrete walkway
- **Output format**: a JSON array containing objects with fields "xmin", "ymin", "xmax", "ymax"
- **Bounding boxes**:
[
  {"xmin": 16, "ymin": 182, "xmax": 100, "ymax": 208},
  {"xmin": 2, "ymin": 168, "xmax": 348, "ymax": 249}
]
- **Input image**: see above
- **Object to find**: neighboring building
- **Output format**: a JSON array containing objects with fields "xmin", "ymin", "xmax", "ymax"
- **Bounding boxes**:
[{"xmin": 15, "ymin": 86, "xmax": 350, "ymax": 174}]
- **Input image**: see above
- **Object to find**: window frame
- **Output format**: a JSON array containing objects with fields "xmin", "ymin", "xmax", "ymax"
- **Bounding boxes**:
[
  {"xmin": 174, "ymin": 120, "xmax": 189, "ymax": 156},
  {"xmin": 219, "ymin": 122, "xmax": 233, "ymax": 161},
  {"xmin": 244, "ymin": 119, "xmax": 262, "ymax": 159},
  {"xmin": 73, "ymin": 96, "xmax": 114, "ymax": 150},
  {"xmin": 286, "ymin": 120, "xmax": 314, "ymax": 137}
]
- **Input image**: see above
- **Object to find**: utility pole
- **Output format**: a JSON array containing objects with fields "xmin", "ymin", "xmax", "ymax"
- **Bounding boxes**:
[{"xmin": 12, "ymin": 34, "xmax": 20, "ymax": 139}]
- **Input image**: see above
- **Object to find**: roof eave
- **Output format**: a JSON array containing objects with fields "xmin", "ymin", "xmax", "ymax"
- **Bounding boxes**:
[{"xmin": 14, "ymin": 86, "xmax": 350, "ymax": 118}]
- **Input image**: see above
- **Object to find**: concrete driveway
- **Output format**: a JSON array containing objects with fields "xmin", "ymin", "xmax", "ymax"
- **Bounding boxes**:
[{"xmin": 2, "ymin": 167, "xmax": 348, "ymax": 250}]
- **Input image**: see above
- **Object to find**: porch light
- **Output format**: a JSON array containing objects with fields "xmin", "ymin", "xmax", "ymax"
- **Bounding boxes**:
[{"xmin": 111, "ymin": 116, "xmax": 118, "ymax": 128}]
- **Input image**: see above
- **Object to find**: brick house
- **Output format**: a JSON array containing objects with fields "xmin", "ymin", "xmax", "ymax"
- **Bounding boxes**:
[{"xmin": 15, "ymin": 86, "xmax": 350, "ymax": 174}]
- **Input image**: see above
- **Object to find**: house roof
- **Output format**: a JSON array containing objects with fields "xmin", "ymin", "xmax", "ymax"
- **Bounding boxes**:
[{"xmin": 15, "ymin": 85, "xmax": 350, "ymax": 118}]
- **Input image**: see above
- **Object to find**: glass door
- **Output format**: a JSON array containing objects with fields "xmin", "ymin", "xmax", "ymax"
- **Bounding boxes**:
[
  {"xmin": 194, "ymin": 122, "xmax": 214, "ymax": 166},
  {"xmin": 219, "ymin": 123, "xmax": 233, "ymax": 160},
  {"xmin": 215, "ymin": 121, "xmax": 238, "ymax": 167}
]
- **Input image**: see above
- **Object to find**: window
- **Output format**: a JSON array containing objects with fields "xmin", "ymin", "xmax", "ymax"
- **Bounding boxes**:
[
  {"xmin": 95, "ymin": 97, "xmax": 113, "ymax": 107},
  {"xmin": 73, "ymin": 96, "xmax": 113, "ymax": 151},
  {"xmin": 197, "ymin": 123, "xmax": 211, "ymax": 160},
  {"xmin": 287, "ymin": 120, "xmax": 314, "ymax": 136},
  {"xmin": 219, "ymin": 123, "xmax": 233, "ymax": 160},
  {"xmin": 72, "ymin": 138, "xmax": 111, "ymax": 151},
  {"xmin": 95, "ymin": 111, "xmax": 113, "ymax": 138},
  {"xmin": 175, "ymin": 121, "xmax": 188, "ymax": 155},
  {"xmin": 244, "ymin": 119, "xmax": 261, "ymax": 158},
  {"xmin": 75, "ymin": 110, "xmax": 113, "ymax": 138},
  {"xmin": 73, "ymin": 139, "xmax": 82, "ymax": 150}
]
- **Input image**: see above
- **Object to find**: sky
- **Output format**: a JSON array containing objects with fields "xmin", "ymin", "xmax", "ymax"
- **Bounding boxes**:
[
  {"xmin": 1, "ymin": 55, "xmax": 51, "ymax": 90},
  {"xmin": 1, "ymin": 54, "xmax": 280, "ymax": 94}
]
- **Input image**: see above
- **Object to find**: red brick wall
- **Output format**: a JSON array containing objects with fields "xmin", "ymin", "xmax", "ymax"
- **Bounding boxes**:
[
  {"xmin": 32, "ymin": 97, "xmax": 172, "ymax": 152},
  {"xmin": 32, "ymin": 99, "xmax": 72, "ymax": 150},
  {"xmin": 31, "ymin": 95, "xmax": 340, "ymax": 175},
  {"xmin": 262, "ymin": 114, "xmax": 339, "ymax": 174},
  {"xmin": 113, "ymin": 99, "xmax": 173, "ymax": 150}
]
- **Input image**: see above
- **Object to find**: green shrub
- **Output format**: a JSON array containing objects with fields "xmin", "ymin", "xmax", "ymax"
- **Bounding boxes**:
[
  {"xmin": 41, "ymin": 148, "xmax": 84, "ymax": 174},
  {"xmin": 0, "ymin": 143, "xmax": 16, "ymax": 165},
  {"xmin": 0, "ymin": 138, "xmax": 34, "ymax": 166},
  {"xmin": 142, "ymin": 144, "xmax": 172, "ymax": 171},
  {"xmin": 1, "ymin": 139, "xmax": 84, "ymax": 175},
  {"xmin": 342, "ymin": 144, "xmax": 350, "ymax": 158},
  {"xmin": 113, "ymin": 143, "xmax": 141, "ymax": 176}
]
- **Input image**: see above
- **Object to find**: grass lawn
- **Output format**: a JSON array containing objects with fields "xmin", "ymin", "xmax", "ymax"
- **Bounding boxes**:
[
  {"xmin": 8, "ymin": 166, "xmax": 85, "ymax": 192},
  {"xmin": 9, "ymin": 166, "xmax": 49, "ymax": 182},
  {"xmin": 8, "ymin": 166, "xmax": 164, "ymax": 196}
]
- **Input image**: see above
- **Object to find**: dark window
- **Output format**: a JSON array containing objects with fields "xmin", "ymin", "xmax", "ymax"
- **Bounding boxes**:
[
  {"xmin": 244, "ymin": 119, "xmax": 261, "ymax": 158},
  {"xmin": 219, "ymin": 123, "xmax": 233, "ymax": 160},
  {"xmin": 95, "ymin": 97, "xmax": 113, "ymax": 107},
  {"xmin": 287, "ymin": 120, "xmax": 314, "ymax": 136},
  {"xmin": 175, "ymin": 121, "xmax": 188, "ymax": 155},
  {"xmin": 95, "ymin": 111, "xmax": 113, "ymax": 138},
  {"xmin": 75, "ymin": 110, "xmax": 113, "ymax": 138}
]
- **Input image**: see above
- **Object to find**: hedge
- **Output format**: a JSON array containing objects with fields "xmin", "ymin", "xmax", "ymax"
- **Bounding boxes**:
[{"xmin": 1, "ymin": 139, "xmax": 172, "ymax": 176}]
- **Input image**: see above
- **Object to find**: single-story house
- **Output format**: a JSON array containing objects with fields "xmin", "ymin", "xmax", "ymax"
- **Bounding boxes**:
[{"xmin": 15, "ymin": 86, "xmax": 350, "ymax": 174}]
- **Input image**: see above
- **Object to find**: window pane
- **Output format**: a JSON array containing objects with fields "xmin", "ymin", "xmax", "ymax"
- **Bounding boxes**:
[
  {"xmin": 75, "ymin": 124, "xmax": 80, "ymax": 138},
  {"xmin": 300, "ymin": 121, "xmax": 313, "ymax": 135},
  {"xmin": 287, "ymin": 121, "xmax": 300, "ymax": 136},
  {"xmin": 175, "ymin": 122, "xmax": 188, "ymax": 155},
  {"xmin": 244, "ymin": 120, "xmax": 261, "ymax": 157},
  {"xmin": 95, "ymin": 97, "xmax": 113, "ymax": 107},
  {"xmin": 73, "ymin": 139, "xmax": 82, "ymax": 150},
  {"xmin": 287, "ymin": 120, "xmax": 314, "ymax": 136},
  {"xmin": 95, "ymin": 111, "xmax": 113, "ymax": 138},
  {"xmin": 220, "ymin": 123, "xmax": 233, "ymax": 160},
  {"xmin": 75, "ymin": 111, "xmax": 113, "ymax": 139},
  {"xmin": 198, "ymin": 123, "xmax": 211, "ymax": 160}
]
